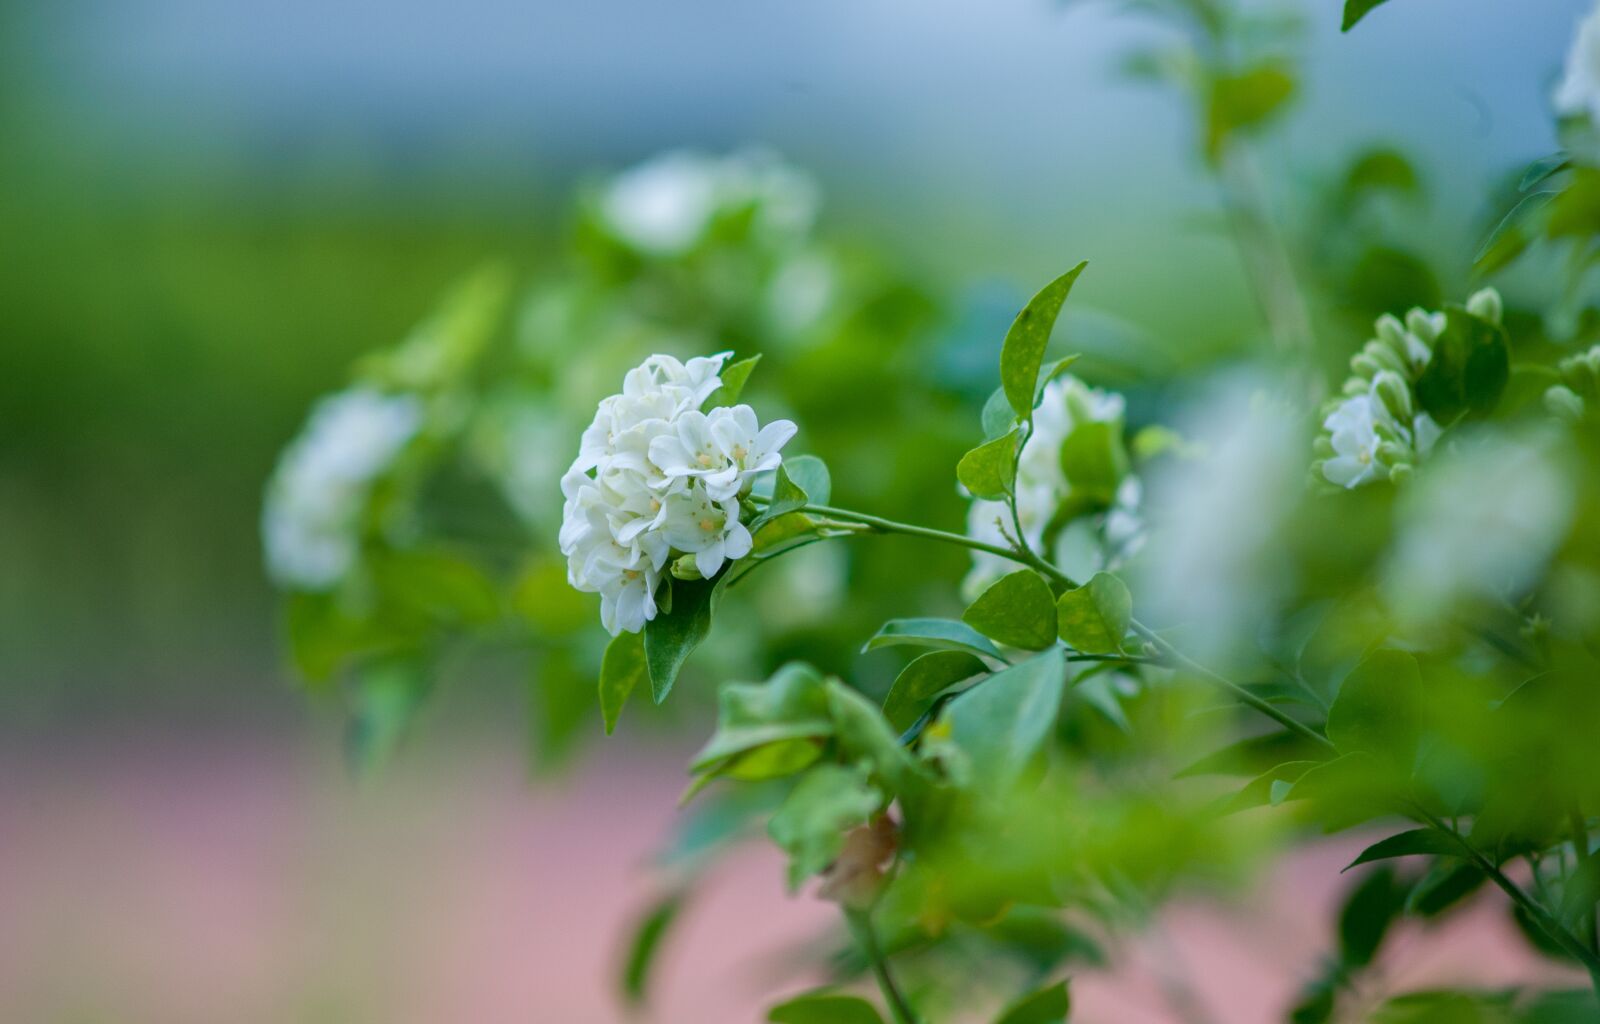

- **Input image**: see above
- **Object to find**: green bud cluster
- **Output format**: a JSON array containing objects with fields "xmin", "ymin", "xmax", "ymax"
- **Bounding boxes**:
[{"xmin": 1545, "ymin": 344, "xmax": 1600, "ymax": 422}]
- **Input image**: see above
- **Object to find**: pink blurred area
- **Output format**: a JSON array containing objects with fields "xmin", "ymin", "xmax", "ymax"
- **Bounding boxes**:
[{"xmin": 0, "ymin": 731, "xmax": 1581, "ymax": 1024}]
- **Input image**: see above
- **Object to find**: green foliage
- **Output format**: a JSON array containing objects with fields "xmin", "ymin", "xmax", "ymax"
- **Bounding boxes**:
[
  {"xmin": 599, "ymin": 630, "xmax": 647, "ymax": 734},
  {"xmin": 646, "ymin": 576, "xmax": 718, "ymax": 703},
  {"xmin": 1056, "ymin": 421, "xmax": 1128, "ymax": 510},
  {"xmin": 882, "ymin": 651, "xmax": 988, "ymax": 731},
  {"xmin": 1346, "ymin": 829, "xmax": 1462, "ymax": 870},
  {"xmin": 768, "ymin": 992, "xmax": 888, "ymax": 1024},
  {"xmin": 769, "ymin": 762, "xmax": 885, "ymax": 890},
  {"xmin": 1054, "ymin": 573, "xmax": 1131, "ymax": 655},
  {"xmin": 1000, "ymin": 264, "xmax": 1088, "ymax": 421},
  {"xmin": 993, "ymin": 980, "xmax": 1070, "ymax": 1024},
  {"xmin": 708, "ymin": 353, "xmax": 763, "ymax": 408},
  {"xmin": 1342, "ymin": 0, "xmax": 1395, "ymax": 32},
  {"xmin": 865, "ymin": 618, "xmax": 1004, "ymax": 661},
  {"xmin": 620, "ymin": 890, "xmax": 685, "ymax": 1007},
  {"xmin": 1325, "ymin": 649, "xmax": 1424, "ymax": 760},
  {"xmin": 940, "ymin": 649, "xmax": 1066, "ymax": 791},
  {"xmin": 963, "ymin": 570, "xmax": 1059, "ymax": 651},
  {"xmin": 958, "ymin": 429, "xmax": 1021, "ymax": 501},
  {"xmin": 1205, "ymin": 65, "xmax": 1295, "ymax": 162},
  {"xmin": 1414, "ymin": 307, "xmax": 1510, "ymax": 423}
]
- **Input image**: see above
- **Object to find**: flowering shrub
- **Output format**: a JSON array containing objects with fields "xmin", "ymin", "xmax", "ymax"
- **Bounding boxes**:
[{"xmin": 264, "ymin": 1, "xmax": 1600, "ymax": 1021}]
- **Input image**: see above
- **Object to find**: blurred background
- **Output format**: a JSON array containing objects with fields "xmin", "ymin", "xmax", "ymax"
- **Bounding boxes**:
[{"xmin": 0, "ymin": 0, "xmax": 1589, "ymax": 1020}]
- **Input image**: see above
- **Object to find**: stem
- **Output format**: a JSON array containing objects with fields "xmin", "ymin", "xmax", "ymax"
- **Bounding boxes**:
[
  {"xmin": 751, "ymin": 493, "xmax": 1335, "ymax": 749},
  {"xmin": 1419, "ymin": 808, "xmax": 1600, "ymax": 997},
  {"xmin": 1131, "ymin": 622, "xmax": 1337, "ymax": 754},
  {"xmin": 1217, "ymin": 145, "xmax": 1318, "ymax": 357},
  {"xmin": 845, "ymin": 908, "xmax": 919, "ymax": 1024}
]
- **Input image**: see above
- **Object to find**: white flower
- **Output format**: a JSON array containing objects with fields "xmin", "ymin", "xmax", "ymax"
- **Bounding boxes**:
[
  {"xmin": 560, "ymin": 353, "xmax": 795, "ymax": 634},
  {"xmin": 1555, "ymin": 2, "xmax": 1600, "ymax": 124},
  {"xmin": 601, "ymin": 152, "xmax": 721, "ymax": 256},
  {"xmin": 599, "ymin": 150, "xmax": 820, "ymax": 257},
  {"xmin": 962, "ymin": 375, "xmax": 1138, "ymax": 597},
  {"xmin": 262, "ymin": 388, "xmax": 423, "ymax": 590},
  {"xmin": 1387, "ymin": 430, "xmax": 1574, "ymax": 626},
  {"xmin": 1321, "ymin": 392, "xmax": 1389, "ymax": 489},
  {"xmin": 649, "ymin": 404, "xmax": 797, "ymax": 501},
  {"xmin": 658, "ymin": 482, "xmax": 754, "ymax": 578}
]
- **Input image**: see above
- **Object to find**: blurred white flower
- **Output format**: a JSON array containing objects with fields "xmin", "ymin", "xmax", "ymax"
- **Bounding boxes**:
[
  {"xmin": 599, "ymin": 150, "xmax": 820, "ymax": 257},
  {"xmin": 561, "ymin": 352, "xmax": 795, "ymax": 634},
  {"xmin": 1136, "ymin": 377, "xmax": 1306, "ymax": 665},
  {"xmin": 262, "ymin": 388, "xmax": 423, "ymax": 590},
  {"xmin": 1556, "ymin": 1, "xmax": 1600, "ymax": 124},
  {"xmin": 1387, "ymin": 431, "xmax": 1575, "ymax": 626},
  {"xmin": 1320, "ymin": 392, "xmax": 1389, "ymax": 489},
  {"xmin": 962, "ymin": 375, "xmax": 1140, "ymax": 597}
]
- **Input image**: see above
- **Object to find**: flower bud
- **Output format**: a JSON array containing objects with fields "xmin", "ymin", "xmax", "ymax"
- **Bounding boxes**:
[
  {"xmin": 1387, "ymin": 462, "xmax": 1415, "ymax": 485},
  {"xmin": 1406, "ymin": 308, "xmax": 1445, "ymax": 343},
  {"xmin": 670, "ymin": 554, "xmax": 705, "ymax": 580},
  {"xmin": 1465, "ymin": 287, "xmax": 1503, "ymax": 325},
  {"xmin": 1342, "ymin": 378, "xmax": 1369, "ymax": 397},
  {"xmin": 1362, "ymin": 340, "xmax": 1406, "ymax": 375},
  {"xmin": 1372, "ymin": 370, "xmax": 1413, "ymax": 422},
  {"xmin": 1374, "ymin": 314, "xmax": 1409, "ymax": 359},
  {"xmin": 1545, "ymin": 384, "xmax": 1586, "ymax": 422},
  {"xmin": 1376, "ymin": 441, "xmax": 1409, "ymax": 468},
  {"xmin": 1312, "ymin": 436, "xmax": 1335, "ymax": 458},
  {"xmin": 1350, "ymin": 353, "xmax": 1383, "ymax": 380}
]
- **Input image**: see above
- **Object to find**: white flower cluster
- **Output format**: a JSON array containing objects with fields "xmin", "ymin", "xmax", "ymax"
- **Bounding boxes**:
[
  {"xmin": 262, "ymin": 388, "xmax": 424, "ymax": 590},
  {"xmin": 1316, "ymin": 289, "xmax": 1501, "ymax": 489},
  {"xmin": 561, "ymin": 353, "xmax": 797, "ymax": 635},
  {"xmin": 1556, "ymin": 1, "xmax": 1600, "ymax": 125},
  {"xmin": 600, "ymin": 149, "xmax": 820, "ymax": 257},
  {"xmin": 964, "ymin": 375, "xmax": 1142, "ymax": 597}
]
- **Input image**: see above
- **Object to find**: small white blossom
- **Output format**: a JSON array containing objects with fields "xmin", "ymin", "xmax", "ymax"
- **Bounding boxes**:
[
  {"xmin": 599, "ymin": 150, "xmax": 820, "ymax": 257},
  {"xmin": 1555, "ymin": 1, "xmax": 1600, "ymax": 124},
  {"xmin": 1320, "ymin": 392, "xmax": 1389, "ymax": 489},
  {"xmin": 262, "ymin": 388, "xmax": 423, "ymax": 590},
  {"xmin": 561, "ymin": 352, "xmax": 796, "ymax": 634}
]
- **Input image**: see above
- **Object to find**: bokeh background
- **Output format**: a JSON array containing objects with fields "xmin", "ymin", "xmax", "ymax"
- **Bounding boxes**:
[{"xmin": 0, "ymin": 0, "xmax": 1589, "ymax": 1020}]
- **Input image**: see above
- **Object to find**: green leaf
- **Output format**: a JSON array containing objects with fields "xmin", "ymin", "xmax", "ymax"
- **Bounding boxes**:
[
  {"xmin": 942, "ymin": 648, "xmax": 1067, "ymax": 790},
  {"xmin": 1055, "ymin": 572, "xmax": 1132, "ymax": 655},
  {"xmin": 1206, "ymin": 65, "xmax": 1295, "ymax": 161},
  {"xmin": 963, "ymin": 570, "xmax": 1060, "ymax": 651},
  {"xmin": 1341, "ymin": 0, "xmax": 1393, "ymax": 31},
  {"xmin": 768, "ymin": 762, "xmax": 883, "ymax": 890},
  {"xmin": 1177, "ymin": 730, "xmax": 1326, "ymax": 778},
  {"xmin": 1344, "ymin": 828, "xmax": 1462, "ymax": 871},
  {"xmin": 1520, "ymin": 153, "xmax": 1571, "ymax": 193},
  {"xmin": 1475, "ymin": 191, "xmax": 1555, "ymax": 274},
  {"xmin": 708, "ymin": 353, "xmax": 762, "ymax": 407},
  {"xmin": 1284, "ymin": 752, "xmax": 1409, "ymax": 830},
  {"xmin": 1035, "ymin": 355, "xmax": 1083, "ymax": 403},
  {"xmin": 957, "ymin": 429, "xmax": 1021, "ymax": 500},
  {"xmin": 1343, "ymin": 148, "xmax": 1420, "ymax": 202},
  {"xmin": 360, "ymin": 263, "xmax": 511, "ymax": 390},
  {"xmin": 883, "ymin": 651, "xmax": 988, "ymax": 732},
  {"xmin": 690, "ymin": 662, "xmax": 833, "ymax": 774},
  {"xmin": 1000, "ymin": 264, "xmax": 1089, "ymax": 421},
  {"xmin": 1406, "ymin": 859, "xmax": 1486, "ymax": 917},
  {"xmin": 1415, "ymin": 306, "xmax": 1509, "ymax": 423},
  {"xmin": 783, "ymin": 454, "xmax": 831, "ymax": 506},
  {"xmin": 620, "ymin": 890, "xmax": 685, "ymax": 1006},
  {"xmin": 864, "ymin": 618, "xmax": 1004, "ymax": 661},
  {"xmin": 982, "ymin": 386, "xmax": 1019, "ymax": 440},
  {"xmin": 995, "ymin": 980, "xmax": 1071, "ymax": 1024},
  {"xmin": 1339, "ymin": 866, "xmax": 1408, "ymax": 969},
  {"xmin": 1057, "ymin": 421, "xmax": 1128, "ymax": 508},
  {"xmin": 768, "ymin": 992, "xmax": 887, "ymax": 1024},
  {"xmin": 646, "ymin": 576, "xmax": 717, "ymax": 704},
  {"xmin": 1217, "ymin": 760, "xmax": 1321, "ymax": 815},
  {"xmin": 1326, "ymin": 650, "xmax": 1423, "ymax": 758},
  {"xmin": 826, "ymin": 680, "xmax": 925, "ymax": 794},
  {"xmin": 750, "ymin": 462, "xmax": 811, "ymax": 532},
  {"xmin": 1075, "ymin": 669, "xmax": 1132, "ymax": 733},
  {"xmin": 599, "ymin": 630, "xmax": 647, "ymax": 735}
]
